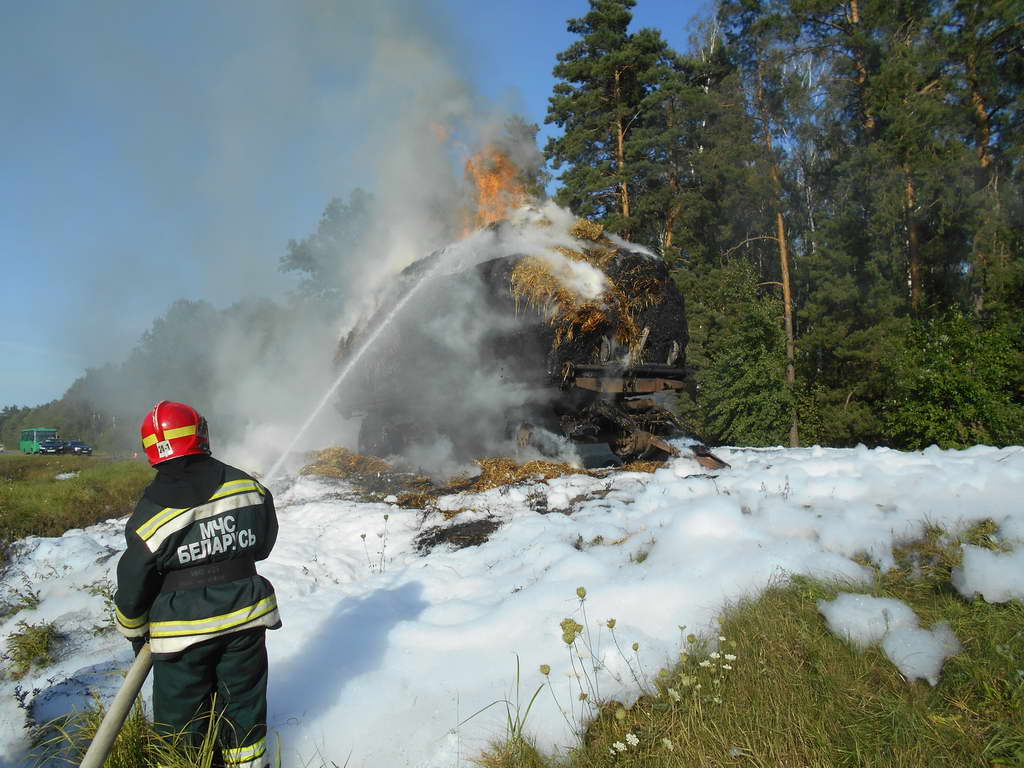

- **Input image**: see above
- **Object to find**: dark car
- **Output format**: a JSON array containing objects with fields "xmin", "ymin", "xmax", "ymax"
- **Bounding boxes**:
[
  {"xmin": 66, "ymin": 440, "xmax": 93, "ymax": 455},
  {"xmin": 37, "ymin": 438, "xmax": 68, "ymax": 455}
]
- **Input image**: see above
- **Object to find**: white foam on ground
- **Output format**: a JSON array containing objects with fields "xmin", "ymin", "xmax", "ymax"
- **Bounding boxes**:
[
  {"xmin": 951, "ymin": 544, "xmax": 1024, "ymax": 603},
  {"xmin": 817, "ymin": 593, "xmax": 962, "ymax": 685},
  {"xmin": 0, "ymin": 444, "xmax": 1021, "ymax": 767}
]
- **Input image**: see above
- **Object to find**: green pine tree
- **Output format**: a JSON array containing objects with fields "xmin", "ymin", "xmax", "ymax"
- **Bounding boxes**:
[{"xmin": 544, "ymin": 0, "xmax": 674, "ymax": 240}]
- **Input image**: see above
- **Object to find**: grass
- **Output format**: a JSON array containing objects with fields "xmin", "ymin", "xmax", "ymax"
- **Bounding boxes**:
[
  {"xmin": 0, "ymin": 453, "xmax": 152, "ymax": 565},
  {"xmin": 83, "ymin": 577, "xmax": 118, "ymax": 634},
  {"xmin": 0, "ymin": 573, "xmax": 41, "ymax": 620},
  {"xmin": 32, "ymin": 698, "xmax": 252, "ymax": 768},
  {"xmin": 474, "ymin": 656, "xmax": 549, "ymax": 768},
  {"xmin": 4, "ymin": 620, "xmax": 59, "ymax": 679},
  {"xmin": 478, "ymin": 521, "xmax": 1024, "ymax": 768}
]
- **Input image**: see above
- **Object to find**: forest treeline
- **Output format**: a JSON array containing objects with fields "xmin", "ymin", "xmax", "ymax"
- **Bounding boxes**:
[
  {"xmin": 3, "ymin": 0, "xmax": 1021, "ymax": 454},
  {"xmin": 544, "ymin": 0, "xmax": 1022, "ymax": 449}
]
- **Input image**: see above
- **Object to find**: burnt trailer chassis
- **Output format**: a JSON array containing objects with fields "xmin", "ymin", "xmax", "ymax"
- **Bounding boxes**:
[
  {"xmin": 337, "ymin": 246, "xmax": 713, "ymax": 466},
  {"xmin": 353, "ymin": 361, "xmax": 693, "ymax": 464}
]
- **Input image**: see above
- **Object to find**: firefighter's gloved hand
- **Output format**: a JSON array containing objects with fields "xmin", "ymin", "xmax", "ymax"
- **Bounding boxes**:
[{"xmin": 129, "ymin": 637, "xmax": 147, "ymax": 657}]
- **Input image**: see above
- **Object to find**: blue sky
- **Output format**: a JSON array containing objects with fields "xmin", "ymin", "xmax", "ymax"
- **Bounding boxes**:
[{"xmin": 1, "ymin": 0, "xmax": 710, "ymax": 408}]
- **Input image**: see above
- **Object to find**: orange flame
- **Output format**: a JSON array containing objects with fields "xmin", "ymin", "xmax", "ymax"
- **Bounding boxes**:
[{"xmin": 463, "ymin": 145, "xmax": 529, "ymax": 233}]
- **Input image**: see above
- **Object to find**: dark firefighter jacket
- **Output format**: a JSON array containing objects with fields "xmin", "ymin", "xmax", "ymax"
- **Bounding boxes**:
[{"xmin": 113, "ymin": 455, "xmax": 281, "ymax": 657}]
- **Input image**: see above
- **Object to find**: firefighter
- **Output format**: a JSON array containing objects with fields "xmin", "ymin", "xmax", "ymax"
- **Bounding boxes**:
[{"xmin": 114, "ymin": 401, "xmax": 280, "ymax": 768}]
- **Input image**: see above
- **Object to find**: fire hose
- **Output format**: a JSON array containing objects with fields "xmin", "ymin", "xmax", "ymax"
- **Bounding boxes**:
[{"xmin": 79, "ymin": 643, "xmax": 153, "ymax": 768}]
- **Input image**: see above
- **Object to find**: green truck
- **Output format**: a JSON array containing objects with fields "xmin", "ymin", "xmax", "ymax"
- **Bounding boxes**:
[{"xmin": 20, "ymin": 428, "xmax": 58, "ymax": 453}]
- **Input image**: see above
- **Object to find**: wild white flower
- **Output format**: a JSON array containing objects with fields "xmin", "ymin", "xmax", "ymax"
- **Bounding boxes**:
[
  {"xmin": 661, "ymin": 737, "xmax": 674, "ymax": 751},
  {"xmin": 699, "ymin": 659, "xmax": 712, "ymax": 668},
  {"xmin": 694, "ymin": 683, "xmax": 702, "ymax": 690},
  {"xmin": 718, "ymin": 635, "xmax": 727, "ymax": 641},
  {"xmin": 625, "ymin": 733, "xmax": 639, "ymax": 747},
  {"xmin": 612, "ymin": 741, "xmax": 627, "ymax": 753},
  {"xmin": 722, "ymin": 664, "xmax": 733, "ymax": 670},
  {"xmin": 667, "ymin": 687, "xmax": 681, "ymax": 702},
  {"xmin": 712, "ymin": 696, "xmax": 722, "ymax": 704},
  {"xmin": 709, "ymin": 651, "xmax": 721, "ymax": 659},
  {"xmin": 724, "ymin": 653, "xmax": 737, "ymax": 661}
]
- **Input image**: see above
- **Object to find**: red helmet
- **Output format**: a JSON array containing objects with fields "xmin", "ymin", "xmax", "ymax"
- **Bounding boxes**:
[{"xmin": 140, "ymin": 401, "xmax": 211, "ymax": 466}]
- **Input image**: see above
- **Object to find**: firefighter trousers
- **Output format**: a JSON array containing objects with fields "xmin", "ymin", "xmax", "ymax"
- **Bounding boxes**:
[{"xmin": 153, "ymin": 628, "xmax": 269, "ymax": 768}]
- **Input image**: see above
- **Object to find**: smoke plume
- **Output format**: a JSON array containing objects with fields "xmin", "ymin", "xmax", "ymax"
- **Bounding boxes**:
[{"xmin": 62, "ymin": 1, "xmax": 548, "ymax": 475}]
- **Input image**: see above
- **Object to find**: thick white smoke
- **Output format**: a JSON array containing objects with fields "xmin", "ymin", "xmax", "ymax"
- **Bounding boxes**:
[
  {"xmin": 192, "ymin": 2, "xmax": 532, "ymax": 474},
  {"xmin": 325, "ymin": 203, "xmax": 632, "ymax": 478}
]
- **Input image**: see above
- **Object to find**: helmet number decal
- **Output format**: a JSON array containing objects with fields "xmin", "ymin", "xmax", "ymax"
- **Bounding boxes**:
[{"xmin": 156, "ymin": 440, "xmax": 174, "ymax": 459}]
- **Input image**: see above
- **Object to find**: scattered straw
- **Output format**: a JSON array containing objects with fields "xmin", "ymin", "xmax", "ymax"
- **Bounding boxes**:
[
  {"xmin": 571, "ymin": 218, "xmax": 605, "ymax": 241},
  {"xmin": 299, "ymin": 447, "xmax": 665, "ymax": 508},
  {"xmin": 299, "ymin": 447, "xmax": 393, "ymax": 479},
  {"xmin": 465, "ymin": 457, "xmax": 666, "ymax": 493},
  {"xmin": 618, "ymin": 461, "xmax": 666, "ymax": 474},
  {"xmin": 396, "ymin": 491, "xmax": 436, "ymax": 509},
  {"xmin": 472, "ymin": 458, "xmax": 589, "ymax": 491}
]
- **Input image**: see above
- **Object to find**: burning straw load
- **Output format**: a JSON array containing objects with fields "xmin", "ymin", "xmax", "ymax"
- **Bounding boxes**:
[
  {"xmin": 506, "ymin": 217, "xmax": 686, "ymax": 377},
  {"xmin": 335, "ymin": 207, "xmax": 714, "ymax": 469}
]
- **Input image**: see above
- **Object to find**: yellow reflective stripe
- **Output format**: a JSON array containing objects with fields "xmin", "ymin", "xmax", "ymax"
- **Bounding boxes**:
[
  {"xmin": 142, "ymin": 425, "xmax": 195, "ymax": 449},
  {"xmin": 117, "ymin": 622, "xmax": 149, "ymax": 639},
  {"xmin": 208, "ymin": 480, "xmax": 259, "ymax": 501},
  {"xmin": 149, "ymin": 608, "xmax": 280, "ymax": 655},
  {"xmin": 136, "ymin": 480, "xmax": 258, "ymax": 541},
  {"xmin": 223, "ymin": 738, "xmax": 266, "ymax": 763},
  {"xmin": 136, "ymin": 506, "xmax": 188, "ymax": 541},
  {"xmin": 150, "ymin": 596, "xmax": 277, "ymax": 638},
  {"xmin": 115, "ymin": 606, "xmax": 148, "ymax": 629},
  {"xmin": 163, "ymin": 425, "xmax": 197, "ymax": 440}
]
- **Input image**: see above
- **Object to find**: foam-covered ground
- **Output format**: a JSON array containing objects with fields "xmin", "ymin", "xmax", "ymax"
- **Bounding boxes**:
[{"xmin": 1, "ymin": 444, "xmax": 1022, "ymax": 766}]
